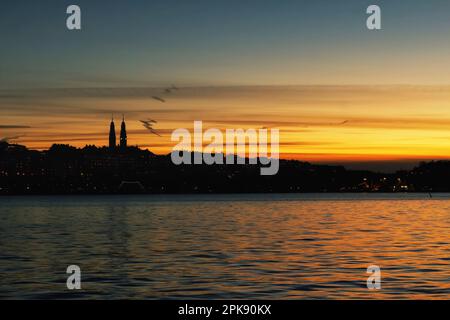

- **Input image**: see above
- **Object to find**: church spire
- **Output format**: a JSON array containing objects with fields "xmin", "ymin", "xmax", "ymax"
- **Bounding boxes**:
[
  {"xmin": 120, "ymin": 114, "xmax": 127, "ymax": 149},
  {"xmin": 109, "ymin": 115, "xmax": 116, "ymax": 150}
]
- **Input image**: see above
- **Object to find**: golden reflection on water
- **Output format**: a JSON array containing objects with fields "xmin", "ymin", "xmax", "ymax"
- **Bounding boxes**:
[{"xmin": 0, "ymin": 195, "xmax": 450, "ymax": 299}]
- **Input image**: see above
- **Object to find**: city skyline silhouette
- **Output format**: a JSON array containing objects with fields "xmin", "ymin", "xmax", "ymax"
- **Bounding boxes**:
[{"xmin": 2, "ymin": 121, "xmax": 450, "ymax": 195}]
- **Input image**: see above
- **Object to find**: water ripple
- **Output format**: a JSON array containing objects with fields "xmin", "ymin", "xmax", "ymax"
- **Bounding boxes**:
[{"xmin": 1, "ymin": 194, "xmax": 450, "ymax": 299}]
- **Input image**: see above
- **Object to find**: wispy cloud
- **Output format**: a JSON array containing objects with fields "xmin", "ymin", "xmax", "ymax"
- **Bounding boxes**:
[{"xmin": 0, "ymin": 125, "xmax": 31, "ymax": 129}]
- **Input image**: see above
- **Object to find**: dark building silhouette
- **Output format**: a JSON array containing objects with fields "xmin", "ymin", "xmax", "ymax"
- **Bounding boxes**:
[
  {"xmin": 109, "ymin": 116, "xmax": 116, "ymax": 150},
  {"xmin": 120, "ymin": 115, "xmax": 127, "ymax": 149},
  {"xmin": 0, "ymin": 115, "xmax": 447, "ymax": 195},
  {"xmin": 1, "ymin": 139, "xmax": 448, "ymax": 195}
]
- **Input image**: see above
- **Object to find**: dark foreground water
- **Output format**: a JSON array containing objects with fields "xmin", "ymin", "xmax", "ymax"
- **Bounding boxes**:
[{"xmin": 1, "ymin": 193, "xmax": 450, "ymax": 299}]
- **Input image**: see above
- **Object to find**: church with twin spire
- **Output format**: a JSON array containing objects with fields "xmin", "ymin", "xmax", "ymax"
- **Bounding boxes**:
[{"xmin": 109, "ymin": 115, "xmax": 127, "ymax": 150}]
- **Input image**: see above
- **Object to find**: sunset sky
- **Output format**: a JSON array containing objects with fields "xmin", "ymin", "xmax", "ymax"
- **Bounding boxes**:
[{"xmin": 3, "ymin": 0, "xmax": 450, "ymax": 171}]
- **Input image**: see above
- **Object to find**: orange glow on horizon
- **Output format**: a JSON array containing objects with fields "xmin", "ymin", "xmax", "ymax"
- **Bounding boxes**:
[{"xmin": 2, "ymin": 86, "xmax": 450, "ymax": 165}]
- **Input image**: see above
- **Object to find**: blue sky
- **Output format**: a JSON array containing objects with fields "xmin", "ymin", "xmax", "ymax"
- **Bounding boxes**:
[{"xmin": 2, "ymin": 0, "xmax": 450, "ymax": 88}]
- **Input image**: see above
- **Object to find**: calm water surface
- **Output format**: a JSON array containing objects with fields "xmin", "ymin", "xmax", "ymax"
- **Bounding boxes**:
[{"xmin": 1, "ymin": 193, "xmax": 450, "ymax": 299}]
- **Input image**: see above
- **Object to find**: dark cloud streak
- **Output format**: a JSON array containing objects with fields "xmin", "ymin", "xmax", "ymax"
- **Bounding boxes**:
[{"xmin": 0, "ymin": 125, "xmax": 31, "ymax": 129}]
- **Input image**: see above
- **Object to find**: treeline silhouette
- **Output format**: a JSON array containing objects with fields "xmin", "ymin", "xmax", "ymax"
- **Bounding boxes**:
[{"xmin": 0, "ymin": 141, "xmax": 449, "ymax": 195}]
